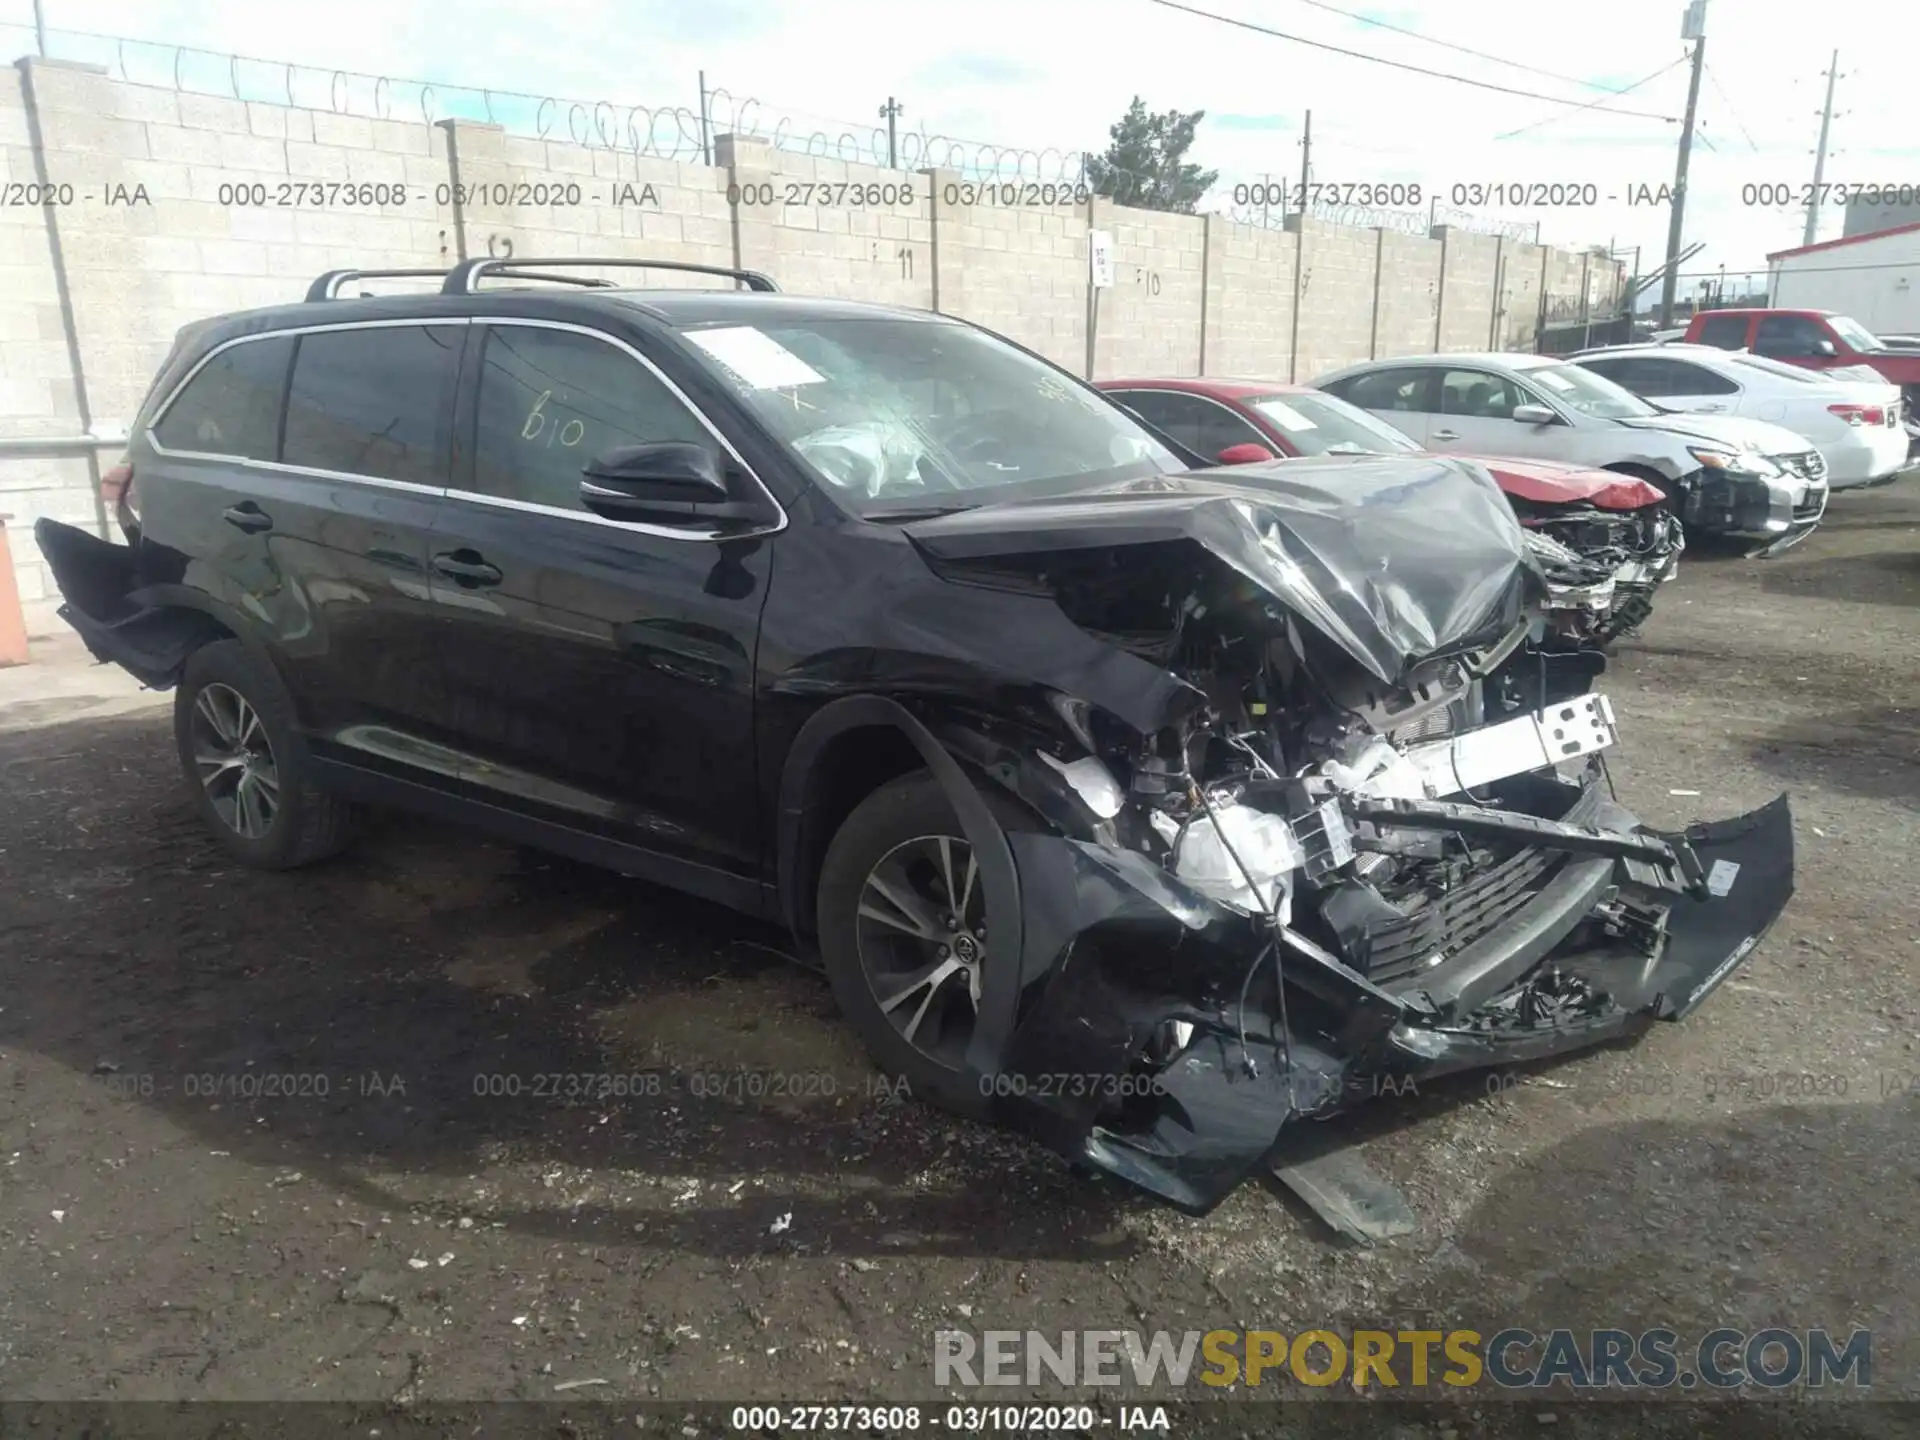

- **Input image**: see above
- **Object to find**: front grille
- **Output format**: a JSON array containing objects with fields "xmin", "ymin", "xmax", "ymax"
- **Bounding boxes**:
[
  {"xmin": 1363, "ymin": 845, "xmax": 1566, "ymax": 986},
  {"xmin": 1774, "ymin": 449, "xmax": 1827, "ymax": 483}
]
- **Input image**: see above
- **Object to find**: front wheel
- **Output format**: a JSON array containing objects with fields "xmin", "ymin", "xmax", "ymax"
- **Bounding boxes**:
[
  {"xmin": 172, "ymin": 640, "xmax": 355, "ymax": 869},
  {"xmin": 817, "ymin": 770, "xmax": 1035, "ymax": 1119}
]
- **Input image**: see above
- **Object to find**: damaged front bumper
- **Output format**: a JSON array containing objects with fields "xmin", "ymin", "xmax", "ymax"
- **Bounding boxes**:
[
  {"xmin": 918, "ymin": 706, "xmax": 1794, "ymax": 1215},
  {"xmin": 1525, "ymin": 511, "xmax": 1681, "ymax": 648}
]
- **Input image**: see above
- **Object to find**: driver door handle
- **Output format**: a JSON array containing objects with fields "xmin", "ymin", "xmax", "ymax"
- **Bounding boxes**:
[
  {"xmin": 222, "ymin": 502, "xmax": 272, "ymax": 533},
  {"xmin": 1431, "ymin": 428, "xmax": 1460, "ymax": 441},
  {"xmin": 431, "ymin": 549, "xmax": 503, "ymax": 587}
]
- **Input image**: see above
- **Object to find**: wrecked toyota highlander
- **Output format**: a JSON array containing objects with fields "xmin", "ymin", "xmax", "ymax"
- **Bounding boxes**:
[{"xmin": 35, "ymin": 259, "xmax": 1795, "ymax": 1215}]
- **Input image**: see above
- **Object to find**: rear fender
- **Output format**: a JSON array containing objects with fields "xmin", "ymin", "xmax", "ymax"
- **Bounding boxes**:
[{"xmin": 33, "ymin": 519, "xmax": 231, "ymax": 689}]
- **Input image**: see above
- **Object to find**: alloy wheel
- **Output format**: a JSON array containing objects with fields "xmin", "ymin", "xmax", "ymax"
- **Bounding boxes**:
[
  {"xmin": 854, "ymin": 834, "xmax": 985, "ymax": 1071},
  {"xmin": 189, "ymin": 682, "xmax": 280, "ymax": 839}
]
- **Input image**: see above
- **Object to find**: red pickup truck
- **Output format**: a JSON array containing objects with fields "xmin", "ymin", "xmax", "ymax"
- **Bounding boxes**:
[{"xmin": 1683, "ymin": 308, "xmax": 1920, "ymax": 423}]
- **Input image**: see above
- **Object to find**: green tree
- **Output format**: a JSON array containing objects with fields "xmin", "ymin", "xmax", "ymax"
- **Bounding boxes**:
[{"xmin": 1084, "ymin": 97, "xmax": 1219, "ymax": 213}]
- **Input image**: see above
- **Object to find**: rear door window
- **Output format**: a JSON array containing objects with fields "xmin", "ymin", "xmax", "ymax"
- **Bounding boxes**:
[
  {"xmin": 1695, "ymin": 314, "xmax": 1750, "ymax": 349},
  {"xmin": 152, "ymin": 336, "xmax": 295, "ymax": 459},
  {"xmin": 281, "ymin": 325, "xmax": 462, "ymax": 486},
  {"xmin": 469, "ymin": 324, "xmax": 712, "ymax": 513},
  {"xmin": 1333, "ymin": 367, "xmax": 1435, "ymax": 413}
]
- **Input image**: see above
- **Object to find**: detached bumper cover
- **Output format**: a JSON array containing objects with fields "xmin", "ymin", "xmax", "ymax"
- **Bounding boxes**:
[{"xmin": 968, "ymin": 775, "xmax": 1794, "ymax": 1214}]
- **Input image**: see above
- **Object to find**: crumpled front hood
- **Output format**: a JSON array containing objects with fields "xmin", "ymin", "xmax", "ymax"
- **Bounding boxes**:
[
  {"xmin": 903, "ymin": 454, "xmax": 1538, "ymax": 686},
  {"xmin": 1455, "ymin": 454, "xmax": 1663, "ymax": 510},
  {"xmin": 1615, "ymin": 412, "xmax": 1813, "ymax": 455}
]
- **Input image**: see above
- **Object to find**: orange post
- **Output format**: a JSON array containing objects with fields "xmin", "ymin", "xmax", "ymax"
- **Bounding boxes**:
[{"xmin": 0, "ymin": 514, "xmax": 30, "ymax": 668}]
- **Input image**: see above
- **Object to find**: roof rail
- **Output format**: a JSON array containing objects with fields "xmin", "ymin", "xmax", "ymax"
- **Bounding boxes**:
[
  {"xmin": 305, "ymin": 268, "xmax": 451, "ymax": 302},
  {"xmin": 440, "ymin": 256, "xmax": 780, "ymax": 295}
]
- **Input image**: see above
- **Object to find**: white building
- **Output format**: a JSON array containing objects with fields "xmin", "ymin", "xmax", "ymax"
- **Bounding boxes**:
[{"xmin": 1767, "ymin": 222, "xmax": 1920, "ymax": 336}]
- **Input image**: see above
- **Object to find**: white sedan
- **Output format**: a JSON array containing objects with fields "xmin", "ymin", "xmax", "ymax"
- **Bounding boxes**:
[{"xmin": 1569, "ymin": 343, "xmax": 1909, "ymax": 489}]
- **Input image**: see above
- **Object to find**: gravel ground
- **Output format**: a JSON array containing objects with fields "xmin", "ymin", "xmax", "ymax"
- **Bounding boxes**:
[{"xmin": 1, "ymin": 483, "xmax": 1915, "ymax": 1436}]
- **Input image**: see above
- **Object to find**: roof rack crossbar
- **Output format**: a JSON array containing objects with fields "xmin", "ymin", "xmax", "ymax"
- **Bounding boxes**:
[
  {"xmin": 440, "ymin": 256, "xmax": 780, "ymax": 295},
  {"xmin": 306, "ymin": 268, "xmax": 451, "ymax": 302},
  {"xmin": 485, "ymin": 269, "xmax": 619, "ymax": 289}
]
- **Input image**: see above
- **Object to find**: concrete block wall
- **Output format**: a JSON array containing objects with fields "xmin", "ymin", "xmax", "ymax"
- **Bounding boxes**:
[
  {"xmin": 1372, "ymin": 230, "xmax": 1444, "ymax": 361},
  {"xmin": 1435, "ymin": 227, "xmax": 1504, "ymax": 352},
  {"xmin": 723, "ymin": 136, "xmax": 933, "ymax": 310},
  {"xmin": 442, "ymin": 121, "xmax": 734, "ymax": 283},
  {"xmin": 1497, "ymin": 241, "xmax": 1547, "ymax": 351},
  {"xmin": 1088, "ymin": 197, "xmax": 1205, "ymax": 380},
  {"xmin": 0, "ymin": 57, "xmax": 1621, "ymax": 625},
  {"xmin": 927, "ymin": 169, "xmax": 1087, "ymax": 372},
  {"xmin": 1290, "ymin": 216, "xmax": 1382, "ymax": 383},
  {"xmin": 1202, "ymin": 217, "xmax": 1296, "ymax": 380}
]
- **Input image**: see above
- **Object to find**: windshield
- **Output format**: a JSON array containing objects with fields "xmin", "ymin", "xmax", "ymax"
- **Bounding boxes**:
[
  {"xmin": 1826, "ymin": 314, "xmax": 1882, "ymax": 352},
  {"xmin": 1250, "ymin": 391, "xmax": 1420, "ymax": 455},
  {"xmin": 675, "ymin": 317, "xmax": 1184, "ymax": 512},
  {"xmin": 1525, "ymin": 362, "xmax": 1658, "ymax": 419}
]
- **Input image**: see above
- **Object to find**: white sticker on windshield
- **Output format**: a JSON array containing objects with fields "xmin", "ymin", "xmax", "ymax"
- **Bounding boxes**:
[
  {"xmin": 1535, "ymin": 371, "xmax": 1575, "ymax": 391},
  {"xmin": 1257, "ymin": 400, "xmax": 1318, "ymax": 431},
  {"xmin": 685, "ymin": 326, "xmax": 825, "ymax": 389}
]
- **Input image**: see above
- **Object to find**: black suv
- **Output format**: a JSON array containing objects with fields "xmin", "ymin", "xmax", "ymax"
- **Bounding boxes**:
[{"xmin": 38, "ymin": 256, "xmax": 1795, "ymax": 1213}]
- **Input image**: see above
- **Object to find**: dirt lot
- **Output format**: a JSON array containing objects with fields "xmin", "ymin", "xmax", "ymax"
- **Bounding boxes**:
[{"xmin": 2, "ymin": 484, "xmax": 1917, "ymax": 1435}]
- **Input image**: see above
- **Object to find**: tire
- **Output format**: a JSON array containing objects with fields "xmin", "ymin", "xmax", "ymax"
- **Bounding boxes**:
[
  {"xmin": 172, "ymin": 639, "xmax": 355, "ymax": 869},
  {"xmin": 817, "ymin": 770, "xmax": 1037, "ymax": 1119}
]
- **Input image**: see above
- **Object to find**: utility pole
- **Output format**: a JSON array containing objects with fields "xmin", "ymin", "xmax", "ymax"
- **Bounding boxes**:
[
  {"xmin": 1659, "ymin": 0, "xmax": 1709, "ymax": 327},
  {"xmin": 1296, "ymin": 109, "xmax": 1312, "ymax": 217},
  {"xmin": 879, "ymin": 97, "xmax": 903, "ymax": 169},
  {"xmin": 1803, "ymin": 51, "xmax": 1840, "ymax": 245},
  {"xmin": 697, "ymin": 70, "xmax": 711, "ymax": 166},
  {"xmin": 33, "ymin": 0, "xmax": 48, "ymax": 54}
]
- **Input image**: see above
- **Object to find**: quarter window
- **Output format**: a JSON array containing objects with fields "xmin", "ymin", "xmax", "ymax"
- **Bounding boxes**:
[
  {"xmin": 1334, "ymin": 368, "xmax": 1433, "ymax": 413},
  {"xmin": 152, "ymin": 336, "xmax": 294, "ymax": 460},
  {"xmin": 281, "ymin": 325, "xmax": 460, "ymax": 486},
  {"xmin": 471, "ymin": 326, "xmax": 711, "ymax": 512}
]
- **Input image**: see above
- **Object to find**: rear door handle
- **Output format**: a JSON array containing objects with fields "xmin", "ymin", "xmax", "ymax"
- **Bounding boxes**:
[
  {"xmin": 431, "ymin": 549, "xmax": 503, "ymax": 587},
  {"xmin": 222, "ymin": 502, "xmax": 272, "ymax": 533}
]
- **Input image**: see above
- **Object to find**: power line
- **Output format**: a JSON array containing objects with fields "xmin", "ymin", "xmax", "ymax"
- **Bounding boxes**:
[
  {"xmin": 1286, "ymin": 0, "xmax": 1653, "ymax": 95},
  {"xmin": 1493, "ymin": 59, "xmax": 1685, "ymax": 141},
  {"xmin": 1702, "ymin": 62, "xmax": 1762, "ymax": 153},
  {"xmin": 1144, "ymin": 0, "xmax": 1680, "ymax": 120}
]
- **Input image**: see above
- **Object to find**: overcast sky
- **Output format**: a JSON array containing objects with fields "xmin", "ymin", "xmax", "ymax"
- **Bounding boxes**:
[{"xmin": 12, "ymin": 0, "xmax": 1919, "ymax": 294}]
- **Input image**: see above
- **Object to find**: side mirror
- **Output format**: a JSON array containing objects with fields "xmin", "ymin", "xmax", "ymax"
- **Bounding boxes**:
[
  {"xmin": 579, "ymin": 442, "xmax": 768, "ymax": 525},
  {"xmin": 1216, "ymin": 442, "xmax": 1276, "ymax": 465},
  {"xmin": 1812, "ymin": 338, "xmax": 1837, "ymax": 357},
  {"xmin": 1511, "ymin": 403, "xmax": 1558, "ymax": 426}
]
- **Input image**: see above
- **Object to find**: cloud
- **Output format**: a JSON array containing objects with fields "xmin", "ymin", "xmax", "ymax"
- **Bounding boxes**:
[{"xmin": 1211, "ymin": 113, "xmax": 1296, "ymax": 133}]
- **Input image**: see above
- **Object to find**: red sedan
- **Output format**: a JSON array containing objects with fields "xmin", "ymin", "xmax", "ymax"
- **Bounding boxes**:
[
  {"xmin": 1098, "ymin": 377, "xmax": 1683, "ymax": 645},
  {"xmin": 1097, "ymin": 377, "xmax": 1668, "ymax": 508}
]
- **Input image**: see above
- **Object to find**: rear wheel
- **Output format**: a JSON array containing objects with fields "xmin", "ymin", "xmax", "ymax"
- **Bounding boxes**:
[
  {"xmin": 817, "ymin": 770, "xmax": 1035, "ymax": 1118},
  {"xmin": 172, "ymin": 640, "xmax": 354, "ymax": 869}
]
